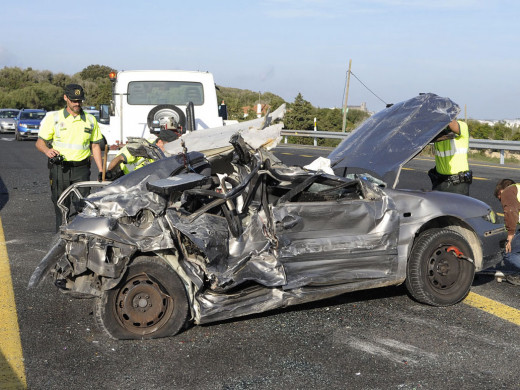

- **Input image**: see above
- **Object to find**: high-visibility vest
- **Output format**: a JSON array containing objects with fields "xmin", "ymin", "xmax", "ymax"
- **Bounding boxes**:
[
  {"xmin": 434, "ymin": 121, "xmax": 469, "ymax": 175},
  {"xmin": 39, "ymin": 109, "xmax": 103, "ymax": 161},
  {"xmin": 118, "ymin": 140, "xmax": 157, "ymax": 174}
]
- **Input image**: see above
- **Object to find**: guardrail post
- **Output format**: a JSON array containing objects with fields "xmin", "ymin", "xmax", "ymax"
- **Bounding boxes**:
[
  {"xmin": 501, "ymin": 150, "xmax": 505, "ymax": 165},
  {"xmin": 313, "ymin": 118, "xmax": 317, "ymax": 146}
]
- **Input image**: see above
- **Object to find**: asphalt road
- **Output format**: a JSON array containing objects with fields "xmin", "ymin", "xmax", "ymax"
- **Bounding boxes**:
[{"xmin": 1, "ymin": 135, "xmax": 520, "ymax": 390}]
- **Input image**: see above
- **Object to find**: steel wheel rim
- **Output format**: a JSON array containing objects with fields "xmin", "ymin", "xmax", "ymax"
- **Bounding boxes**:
[
  {"xmin": 114, "ymin": 272, "xmax": 174, "ymax": 336},
  {"xmin": 154, "ymin": 108, "xmax": 181, "ymax": 127},
  {"xmin": 427, "ymin": 245, "xmax": 463, "ymax": 291}
]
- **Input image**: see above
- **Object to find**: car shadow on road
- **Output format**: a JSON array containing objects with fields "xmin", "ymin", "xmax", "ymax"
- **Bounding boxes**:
[
  {"xmin": 200, "ymin": 284, "xmax": 409, "ymax": 329},
  {"xmin": 0, "ymin": 176, "xmax": 8, "ymax": 211}
]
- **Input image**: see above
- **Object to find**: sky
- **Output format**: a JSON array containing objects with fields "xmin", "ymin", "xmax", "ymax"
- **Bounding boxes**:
[{"xmin": 1, "ymin": 0, "xmax": 519, "ymax": 120}]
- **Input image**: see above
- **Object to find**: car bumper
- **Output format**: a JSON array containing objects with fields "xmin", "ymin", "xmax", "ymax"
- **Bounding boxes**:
[
  {"xmin": 0, "ymin": 124, "xmax": 15, "ymax": 133},
  {"xmin": 17, "ymin": 129, "xmax": 39, "ymax": 139}
]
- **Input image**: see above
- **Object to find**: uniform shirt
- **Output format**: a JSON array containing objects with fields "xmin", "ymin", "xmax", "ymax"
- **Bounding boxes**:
[
  {"xmin": 39, "ymin": 108, "xmax": 103, "ymax": 162},
  {"xmin": 434, "ymin": 121, "xmax": 470, "ymax": 175},
  {"xmin": 500, "ymin": 184, "xmax": 520, "ymax": 236}
]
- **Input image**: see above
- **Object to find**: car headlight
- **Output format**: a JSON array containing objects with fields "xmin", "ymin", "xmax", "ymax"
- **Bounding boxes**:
[
  {"xmin": 485, "ymin": 209, "xmax": 497, "ymax": 224},
  {"xmin": 18, "ymin": 123, "xmax": 27, "ymax": 128}
]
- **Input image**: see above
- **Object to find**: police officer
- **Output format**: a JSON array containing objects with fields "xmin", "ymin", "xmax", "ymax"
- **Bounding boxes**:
[
  {"xmin": 36, "ymin": 84, "xmax": 104, "ymax": 231},
  {"xmin": 103, "ymin": 129, "xmax": 179, "ymax": 180},
  {"xmin": 428, "ymin": 119, "xmax": 472, "ymax": 196}
]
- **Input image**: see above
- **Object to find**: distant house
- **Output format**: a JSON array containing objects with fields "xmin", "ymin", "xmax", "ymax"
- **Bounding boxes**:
[
  {"xmin": 348, "ymin": 102, "xmax": 368, "ymax": 112},
  {"xmin": 242, "ymin": 103, "xmax": 270, "ymax": 118}
]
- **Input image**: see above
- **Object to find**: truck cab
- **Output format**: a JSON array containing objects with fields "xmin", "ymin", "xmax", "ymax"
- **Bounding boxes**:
[{"xmin": 99, "ymin": 70, "xmax": 226, "ymax": 148}]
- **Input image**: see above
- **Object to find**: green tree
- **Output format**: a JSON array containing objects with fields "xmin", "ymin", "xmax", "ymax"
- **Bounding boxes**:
[
  {"xmin": 0, "ymin": 67, "xmax": 31, "ymax": 89},
  {"xmin": 283, "ymin": 93, "xmax": 316, "ymax": 145},
  {"xmin": 346, "ymin": 109, "xmax": 370, "ymax": 130},
  {"xmin": 78, "ymin": 64, "xmax": 115, "ymax": 81},
  {"xmin": 284, "ymin": 93, "xmax": 315, "ymax": 130}
]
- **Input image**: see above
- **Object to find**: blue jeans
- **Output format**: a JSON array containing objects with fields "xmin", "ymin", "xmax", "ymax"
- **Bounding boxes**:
[{"xmin": 504, "ymin": 233, "xmax": 520, "ymax": 269}]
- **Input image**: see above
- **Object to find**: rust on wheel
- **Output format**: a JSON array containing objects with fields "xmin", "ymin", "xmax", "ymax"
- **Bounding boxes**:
[{"xmin": 114, "ymin": 272, "xmax": 174, "ymax": 336}]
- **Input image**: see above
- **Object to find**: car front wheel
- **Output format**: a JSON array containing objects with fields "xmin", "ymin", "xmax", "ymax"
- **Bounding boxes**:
[
  {"xmin": 405, "ymin": 228, "xmax": 475, "ymax": 307},
  {"xmin": 95, "ymin": 256, "xmax": 189, "ymax": 339}
]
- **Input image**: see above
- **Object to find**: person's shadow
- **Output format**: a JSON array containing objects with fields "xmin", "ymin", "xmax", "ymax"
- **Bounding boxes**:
[{"xmin": 0, "ymin": 176, "xmax": 8, "ymax": 211}]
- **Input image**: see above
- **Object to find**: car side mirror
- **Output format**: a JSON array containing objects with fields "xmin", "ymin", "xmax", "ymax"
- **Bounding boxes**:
[{"xmin": 99, "ymin": 104, "xmax": 110, "ymax": 125}]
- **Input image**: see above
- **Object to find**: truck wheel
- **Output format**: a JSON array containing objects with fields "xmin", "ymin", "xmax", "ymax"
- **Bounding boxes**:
[
  {"xmin": 95, "ymin": 256, "xmax": 189, "ymax": 339},
  {"xmin": 405, "ymin": 228, "xmax": 475, "ymax": 307},
  {"xmin": 146, "ymin": 104, "xmax": 186, "ymax": 131}
]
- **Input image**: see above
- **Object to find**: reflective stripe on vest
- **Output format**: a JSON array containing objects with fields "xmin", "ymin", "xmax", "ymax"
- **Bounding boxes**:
[
  {"xmin": 51, "ymin": 110, "xmax": 96, "ymax": 161},
  {"xmin": 434, "ymin": 121, "xmax": 469, "ymax": 175}
]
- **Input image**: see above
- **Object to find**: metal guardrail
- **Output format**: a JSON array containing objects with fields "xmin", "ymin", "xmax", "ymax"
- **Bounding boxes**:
[{"xmin": 281, "ymin": 130, "xmax": 520, "ymax": 165}]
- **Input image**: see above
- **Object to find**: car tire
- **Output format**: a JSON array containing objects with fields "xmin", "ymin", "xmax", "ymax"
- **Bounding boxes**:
[
  {"xmin": 15, "ymin": 131, "xmax": 21, "ymax": 141},
  {"xmin": 95, "ymin": 256, "xmax": 189, "ymax": 340},
  {"xmin": 405, "ymin": 228, "xmax": 475, "ymax": 307},
  {"xmin": 146, "ymin": 104, "xmax": 186, "ymax": 131}
]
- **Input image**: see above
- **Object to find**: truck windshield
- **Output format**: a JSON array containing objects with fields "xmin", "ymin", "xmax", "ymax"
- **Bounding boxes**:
[{"xmin": 127, "ymin": 81, "xmax": 204, "ymax": 106}]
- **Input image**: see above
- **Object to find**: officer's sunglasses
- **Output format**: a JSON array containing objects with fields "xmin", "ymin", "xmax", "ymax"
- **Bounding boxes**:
[{"xmin": 69, "ymin": 99, "xmax": 82, "ymax": 104}]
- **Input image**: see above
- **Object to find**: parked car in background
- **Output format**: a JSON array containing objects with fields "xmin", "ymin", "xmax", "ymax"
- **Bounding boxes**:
[
  {"xmin": 15, "ymin": 109, "xmax": 46, "ymax": 141},
  {"xmin": 83, "ymin": 106, "xmax": 100, "ymax": 122},
  {"xmin": 0, "ymin": 108, "xmax": 20, "ymax": 133}
]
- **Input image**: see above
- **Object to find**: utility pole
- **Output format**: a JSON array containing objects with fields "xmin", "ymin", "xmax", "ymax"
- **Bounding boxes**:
[{"xmin": 341, "ymin": 59, "xmax": 352, "ymax": 133}]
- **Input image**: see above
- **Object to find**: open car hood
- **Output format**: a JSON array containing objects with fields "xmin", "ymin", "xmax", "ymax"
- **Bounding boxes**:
[{"xmin": 328, "ymin": 93, "xmax": 460, "ymax": 188}]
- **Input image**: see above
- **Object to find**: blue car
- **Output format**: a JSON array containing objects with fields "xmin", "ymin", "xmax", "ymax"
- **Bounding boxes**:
[{"xmin": 15, "ymin": 109, "xmax": 47, "ymax": 141}]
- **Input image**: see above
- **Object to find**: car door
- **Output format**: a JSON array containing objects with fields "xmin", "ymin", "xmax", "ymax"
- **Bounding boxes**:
[{"xmin": 271, "ymin": 176, "xmax": 400, "ymax": 289}]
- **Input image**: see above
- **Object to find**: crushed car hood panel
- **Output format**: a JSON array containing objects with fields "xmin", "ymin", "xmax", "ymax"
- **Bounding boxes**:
[{"xmin": 328, "ymin": 93, "xmax": 460, "ymax": 188}]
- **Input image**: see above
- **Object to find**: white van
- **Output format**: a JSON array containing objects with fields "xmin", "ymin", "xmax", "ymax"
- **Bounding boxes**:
[{"xmin": 99, "ymin": 70, "xmax": 228, "ymax": 148}]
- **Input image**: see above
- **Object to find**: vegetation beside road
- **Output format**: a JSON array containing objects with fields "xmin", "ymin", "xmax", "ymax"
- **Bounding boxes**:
[{"xmin": 0, "ymin": 64, "xmax": 518, "ymax": 149}]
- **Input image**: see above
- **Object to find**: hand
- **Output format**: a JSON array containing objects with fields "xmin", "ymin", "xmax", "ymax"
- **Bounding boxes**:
[
  {"xmin": 506, "ymin": 240, "xmax": 512, "ymax": 253},
  {"xmin": 46, "ymin": 149, "xmax": 60, "ymax": 158},
  {"xmin": 99, "ymin": 170, "xmax": 118, "ymax": 182},
  {"xmin": 506, "ymin": 237, "xmax": 514, "ymax": 253}
]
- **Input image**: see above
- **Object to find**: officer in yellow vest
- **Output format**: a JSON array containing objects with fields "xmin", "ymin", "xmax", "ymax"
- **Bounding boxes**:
[
  {"xmin": 494, "ymin": 178, "xmax": 520, "ymax": 285},
  {"xmin": 102, "ymin": 129, "xmax": 179, "ymax": 180},
  {"xmin": 428, "ymin": 119, "xmax": 472, "ymax": 196},
  {"xmin": 36, "ymin": 84, "xmax": 104, "ymax": 231}
]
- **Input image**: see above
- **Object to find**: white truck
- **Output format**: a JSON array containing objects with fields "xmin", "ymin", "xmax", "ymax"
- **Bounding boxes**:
[{"xmin": 98, "ymin": 70, "xmax": 229, "ymax": 149}]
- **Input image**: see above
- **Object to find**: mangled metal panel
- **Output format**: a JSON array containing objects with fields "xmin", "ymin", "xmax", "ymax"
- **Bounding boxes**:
[
  {"xmin": 163, "ymin": 104, "xmax": 286, "ymax": 157},
  {"xmin": 328, "ymin": 93, "xmax": 460, "ymax": 188}
]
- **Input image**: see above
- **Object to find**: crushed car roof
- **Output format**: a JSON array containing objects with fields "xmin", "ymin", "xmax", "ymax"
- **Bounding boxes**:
[{"xmin": 328, "ymin": 93, "xmax": 460, "ymax": 188}]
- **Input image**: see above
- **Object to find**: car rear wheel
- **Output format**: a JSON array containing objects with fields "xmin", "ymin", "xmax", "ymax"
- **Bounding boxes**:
[
  {"xmin": 405, "ymin": 228, "xmax": 475, "ymax": 306},
  {"xmin": 95, "ymin": 256, "xmax": 189, "ymax": 339}
]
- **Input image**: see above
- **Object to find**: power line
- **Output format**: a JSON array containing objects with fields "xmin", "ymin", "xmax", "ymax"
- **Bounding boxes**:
[{"xmin": 343, "ymin": 71, "xmax": 388, "ymax": 106}]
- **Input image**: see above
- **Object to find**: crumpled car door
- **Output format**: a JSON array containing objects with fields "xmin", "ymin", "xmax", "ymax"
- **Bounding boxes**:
[{"xmin": 271, "ymin": 187, "xmax": 400, "ymax": 290}]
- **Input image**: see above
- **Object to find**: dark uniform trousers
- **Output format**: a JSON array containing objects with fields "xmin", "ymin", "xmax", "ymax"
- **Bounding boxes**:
[
  {"xmin": 49, "ymin": 159, "xmax": 91, "ymax": 231},
  {"xmin": 428, "ymin": 168, "xmax": 471, "ymax": 196},
  {"xmin": 432, "ymin": 180, "xmax": 470, "ymax": 196}
]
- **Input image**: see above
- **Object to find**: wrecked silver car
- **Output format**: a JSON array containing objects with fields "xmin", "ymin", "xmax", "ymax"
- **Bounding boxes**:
[{"xmin": 29, "ymin": 93, "xmax": 506, "ymax": 339}]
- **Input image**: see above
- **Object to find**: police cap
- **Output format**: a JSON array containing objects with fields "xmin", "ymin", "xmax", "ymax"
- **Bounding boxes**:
[{"xmin": 64, "ymin": 84, "xmax": 85, "ymax": 101}]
